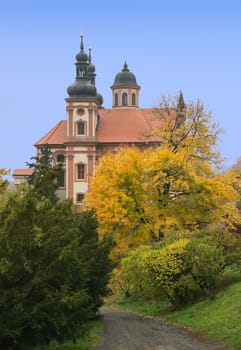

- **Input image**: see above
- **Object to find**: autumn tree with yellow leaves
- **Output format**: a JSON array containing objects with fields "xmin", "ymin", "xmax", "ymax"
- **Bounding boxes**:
[
  {"xmin": 0, "ymin": 168, "xmax": 9, "ymax": 193},
  {"xmin": 85, "ymin": 93, "xmax": 240, "ymax": 256}
]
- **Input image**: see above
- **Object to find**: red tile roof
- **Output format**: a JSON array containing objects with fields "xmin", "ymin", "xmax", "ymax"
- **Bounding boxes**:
[
  {"xmin": 35, "ymin": 120, "xmax": 67, "ymax": 146},
  {"xmin": 35, "ymin": 108, "xmax": 163, "ymax": 146},
  {"xmin": 97, "ymin": 108, "xmax": 161, "ymax": 143},
  {"xmin": 13, "ymin": 169, "xmax": 34, "ymax": 176}
]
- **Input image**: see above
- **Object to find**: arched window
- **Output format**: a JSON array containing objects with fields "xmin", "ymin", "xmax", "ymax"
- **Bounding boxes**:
[
  {"xmin": 122, "ymin": 93, "xmax": 127, "ymax": 106},
  {"xmin": 57, "ymin": 154, "xmax": 65, "ymax": 163},
  {"xmin": 132, "ymin": 93, "xmax": 136, "ymax": 105},
  {"xmin": 114, "ymin": 93, "xmax": 118, "ymax": 106}
]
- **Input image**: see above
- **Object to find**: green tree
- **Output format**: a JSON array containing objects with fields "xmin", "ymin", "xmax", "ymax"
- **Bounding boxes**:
[
  {"xmin": 26, "ymin": 144, "xmax": 62, "ymax": 202},
  {"xmin": 0, "ymin": 157, "xmax": 113, "ymax": 349},
  {"xmin": 0, "ymin": 168, "xmax": 9, "ymax": 208}
]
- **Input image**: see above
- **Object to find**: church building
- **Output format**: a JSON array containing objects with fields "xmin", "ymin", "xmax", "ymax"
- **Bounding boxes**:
[{"xmin": 13, "ymin": 35, "xmax": 166, "ymax": 204}]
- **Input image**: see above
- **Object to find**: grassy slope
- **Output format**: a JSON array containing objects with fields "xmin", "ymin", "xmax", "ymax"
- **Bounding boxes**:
[
  {"xmin": 107, "ymin": 282, "xmax": 241, "ymax": 350},
  {"xmin": 165, "ymin": 282, "xmax": 241, "ymax": 349}
]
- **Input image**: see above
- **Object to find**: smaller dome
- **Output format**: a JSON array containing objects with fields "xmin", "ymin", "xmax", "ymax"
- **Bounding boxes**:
[
  {"xmin": 75, "ymin": 50, "xmax": 88, "ymax": 62},
  {"xmin": 87, "ymin": 63, "xmax": 96, "ymax": 73},
  {"xmin": 97, "ymin": 93, "xmax": 103, "ymax": 106},
  {"xmin": 112, "ymin": 62, "xmax": 139, "ymax": 87},
  {"xmin": 67, "ymin": 78, "xmax": 97, "ymax": 98}
]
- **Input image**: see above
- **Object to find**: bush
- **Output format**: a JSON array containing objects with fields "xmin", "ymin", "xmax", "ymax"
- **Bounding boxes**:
[
  {"xmin": 122, "ymin": 246, "xmax": 158, "ymax": 298},
  {"xmin": 121, "ymin": 235, "xmax": 227, "ymax": 308},
  {"xmin": 109, "ymin": 265, "xmax": 131, "ymax": 297},
  {"xmin": 185, "ymin": 237, "xmax": 225, "ymax": 292},
  {"xmin": 145, "ymin": 239, "xmax": 193, "ymax": 307}
]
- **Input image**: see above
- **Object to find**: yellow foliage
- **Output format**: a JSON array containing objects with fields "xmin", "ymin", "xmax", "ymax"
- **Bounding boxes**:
[
  {"xmin": 85, "ymin": 144, "xmax": 240, "ymax": 257},
  {"xmin": 85, "ymin": 97, "xmax": 240, "ymax": 255}
]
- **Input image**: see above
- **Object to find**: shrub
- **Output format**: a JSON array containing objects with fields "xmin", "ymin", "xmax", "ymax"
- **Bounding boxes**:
[
  {"xmin": 122, "ymin": 246, "xmax": 159, "ymax": 298},
  {"xmin": 109, "ymin": 265, "xmax": 131, "ymax": 297},
  {"xmin": 145, "ymin": 239, "xmax": 193, "ymax": 307},
  {"xmin": 121, "ymin": 235, "xmax": 227, "ymax": 308},
  {"xmin": 185, "ymin": 237, "xmax": 225, "ymax": 293}
]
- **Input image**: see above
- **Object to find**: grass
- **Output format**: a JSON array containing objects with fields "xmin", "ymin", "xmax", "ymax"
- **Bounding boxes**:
[
  {"xmin": 38, "ymin": 320, "xmax": 102, "ymax": 350},
  {"xmin": 106, "ymin": 281, "xmax": 241, "ymax": 350},
  {"xmin": 106, "ymin": 294, "xmax": 171, "ymax": 316},
  {"xmin": 165, "ymin": 282, "xmax": 241, "ymax": 349}
]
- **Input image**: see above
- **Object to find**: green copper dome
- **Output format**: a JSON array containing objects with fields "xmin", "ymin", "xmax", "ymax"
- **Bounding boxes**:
[
  {"xmin": 112, "ymin": 62, "xmax": 139, "ymax": 87},
  {"xmin": 67, "ymin": 78, "xmax": 97, "ymax": 98}
]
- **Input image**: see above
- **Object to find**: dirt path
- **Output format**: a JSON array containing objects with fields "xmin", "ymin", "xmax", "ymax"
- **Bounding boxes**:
[{"xmin": 97, "ymin": 307, "xmax": 227, "ymax": 350}]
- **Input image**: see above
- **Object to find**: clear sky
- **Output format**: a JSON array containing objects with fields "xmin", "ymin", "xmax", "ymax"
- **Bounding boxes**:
[{"xmin": 1, "ymin": 0, "xmax": 241, "ymax": 178}]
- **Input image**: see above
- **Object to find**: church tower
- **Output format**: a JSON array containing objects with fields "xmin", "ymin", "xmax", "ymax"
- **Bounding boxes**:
[
  {"xmin": 65, "ymin": 34, "xmax": 103, "ymax": 202},
  {"xmin": 111, "ymin": 62, "xmax": 140, "ymax": 108}
]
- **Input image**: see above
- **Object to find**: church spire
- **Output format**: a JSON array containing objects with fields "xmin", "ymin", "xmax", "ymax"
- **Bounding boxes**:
[
  {"xmin": 80, "ymin": 33, "xmax": 84, "ymax": 51},
  {"xmin": 176, "ymin": 91, "xmax": 186, "ymax": 126},
  {"xmin": 87, "ymin": 47, "xmax": 96, "ymax": 86},
  {"xmin": 177, "ymin": 91, "xmax": 185, "ymax": 111}
]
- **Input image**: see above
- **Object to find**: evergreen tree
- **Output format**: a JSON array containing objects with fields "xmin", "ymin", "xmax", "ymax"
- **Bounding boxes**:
[
  {"xmin": 26, "ymin": 144, "xmax": 62, "ymax": 202},
  {"xmin": 0, "ymin": 154, "xmax": 113, "ymax": 349}
]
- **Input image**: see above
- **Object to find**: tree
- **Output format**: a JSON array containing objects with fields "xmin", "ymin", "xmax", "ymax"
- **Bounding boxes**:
[
  {"xmin": 152, "ymin": 93, "xmax": 223, "ymax": 171},
  {"xmin": 0, "ymin": 156, "xmax": 113, "ymax": 349},
  {"xmin": 86, "ymin": 146, "xmax": 239, "ymax": 257},
  {"xmin": 86, "ymin": 147, "xmax": 151, "ymax": 258},
  {"xmin": 232, "ymin": 156, "xmax": 241, "ymax": 171},
  {"xmin": 26, "ymin": 144, "xmax": 63, "ymax": 202},
  {"xmin": 228, "ymin": 157, "xmax": 241, "ymax": 210},
  {"xmin": 146, "ymin": 147, "xmax": 239, "ymax": 233},
  {"xmin": 0, "ymin": 168, "xmax": 9, "ymax": 194},
  {"xmin": 85, "ymin": 94, "xmax": 240, "ymax": 254}
]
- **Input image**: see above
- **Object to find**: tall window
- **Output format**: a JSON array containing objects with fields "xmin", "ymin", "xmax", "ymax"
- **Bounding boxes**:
[
  {"xmin": 76, "ymin": 163, "xmax": 85, "ymax": 180},
  {"xmin": 56, "ymin": 154, "xmax": 65, "ymax": 187},
  {"xmin": 57, "ymin": 170, "xmax": 65, "ymax": 187},
  {"xmin": 77, "ymin": 121, "xmax": 85, "ymax": 135},
  {"xmin": 132, "ymin": 93, "xmax": 136, "ymax": 105},
  {"xmin": 122, "ymin": 93, "xmax": 127, "ymax": 106},
  {"xmin": 114, "ymin": 93, "xmax": 118, "ymax": 106}
]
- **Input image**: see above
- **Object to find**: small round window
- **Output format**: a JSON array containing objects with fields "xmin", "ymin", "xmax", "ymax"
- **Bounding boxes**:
[{"xmin": 76, "ymin": 108, "xmax": 85, "ymax": 116}]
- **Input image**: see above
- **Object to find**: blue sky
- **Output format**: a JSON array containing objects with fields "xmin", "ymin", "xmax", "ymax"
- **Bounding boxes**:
[{"xmin": 1, "ymin": 0, "xmax": 241, "ymax": 178}]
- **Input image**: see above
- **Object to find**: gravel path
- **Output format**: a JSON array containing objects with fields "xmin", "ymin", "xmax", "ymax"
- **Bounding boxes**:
[{"xmin": 97, "ymin": 307, "xmax": 227, "ymax": 350}]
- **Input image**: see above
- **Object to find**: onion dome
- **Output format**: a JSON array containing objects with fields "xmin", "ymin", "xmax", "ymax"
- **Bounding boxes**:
[
  {"xmin": 87, "ymin": 47, "xmax": 96, "ymax": 73},
  {"xmin": 97, "ymin": 93, "xmax": 104, "ymax": 106},
  {"xmin": 67, "ymin": 35, "xmax": 99, "ymax": 99},
  {"xmin": 87, "ymin": 63, "xmax": 96, "ymax": 73},
  {"xmin": 87, "ymin": 47, "xmax": 96, "ymax": 87},
  {"xmin": 112, "ymin": 61, "xmax": 139, "ymax": 87},
  {"xmin": 67, "ymin": 78, "xmax": 97, "ymax": 98}
]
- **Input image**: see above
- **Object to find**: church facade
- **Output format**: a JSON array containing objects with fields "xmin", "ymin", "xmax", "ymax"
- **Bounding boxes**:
[{"xmin": 13, "ymin": 35, "xmax": 163, "ymax": 204}]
